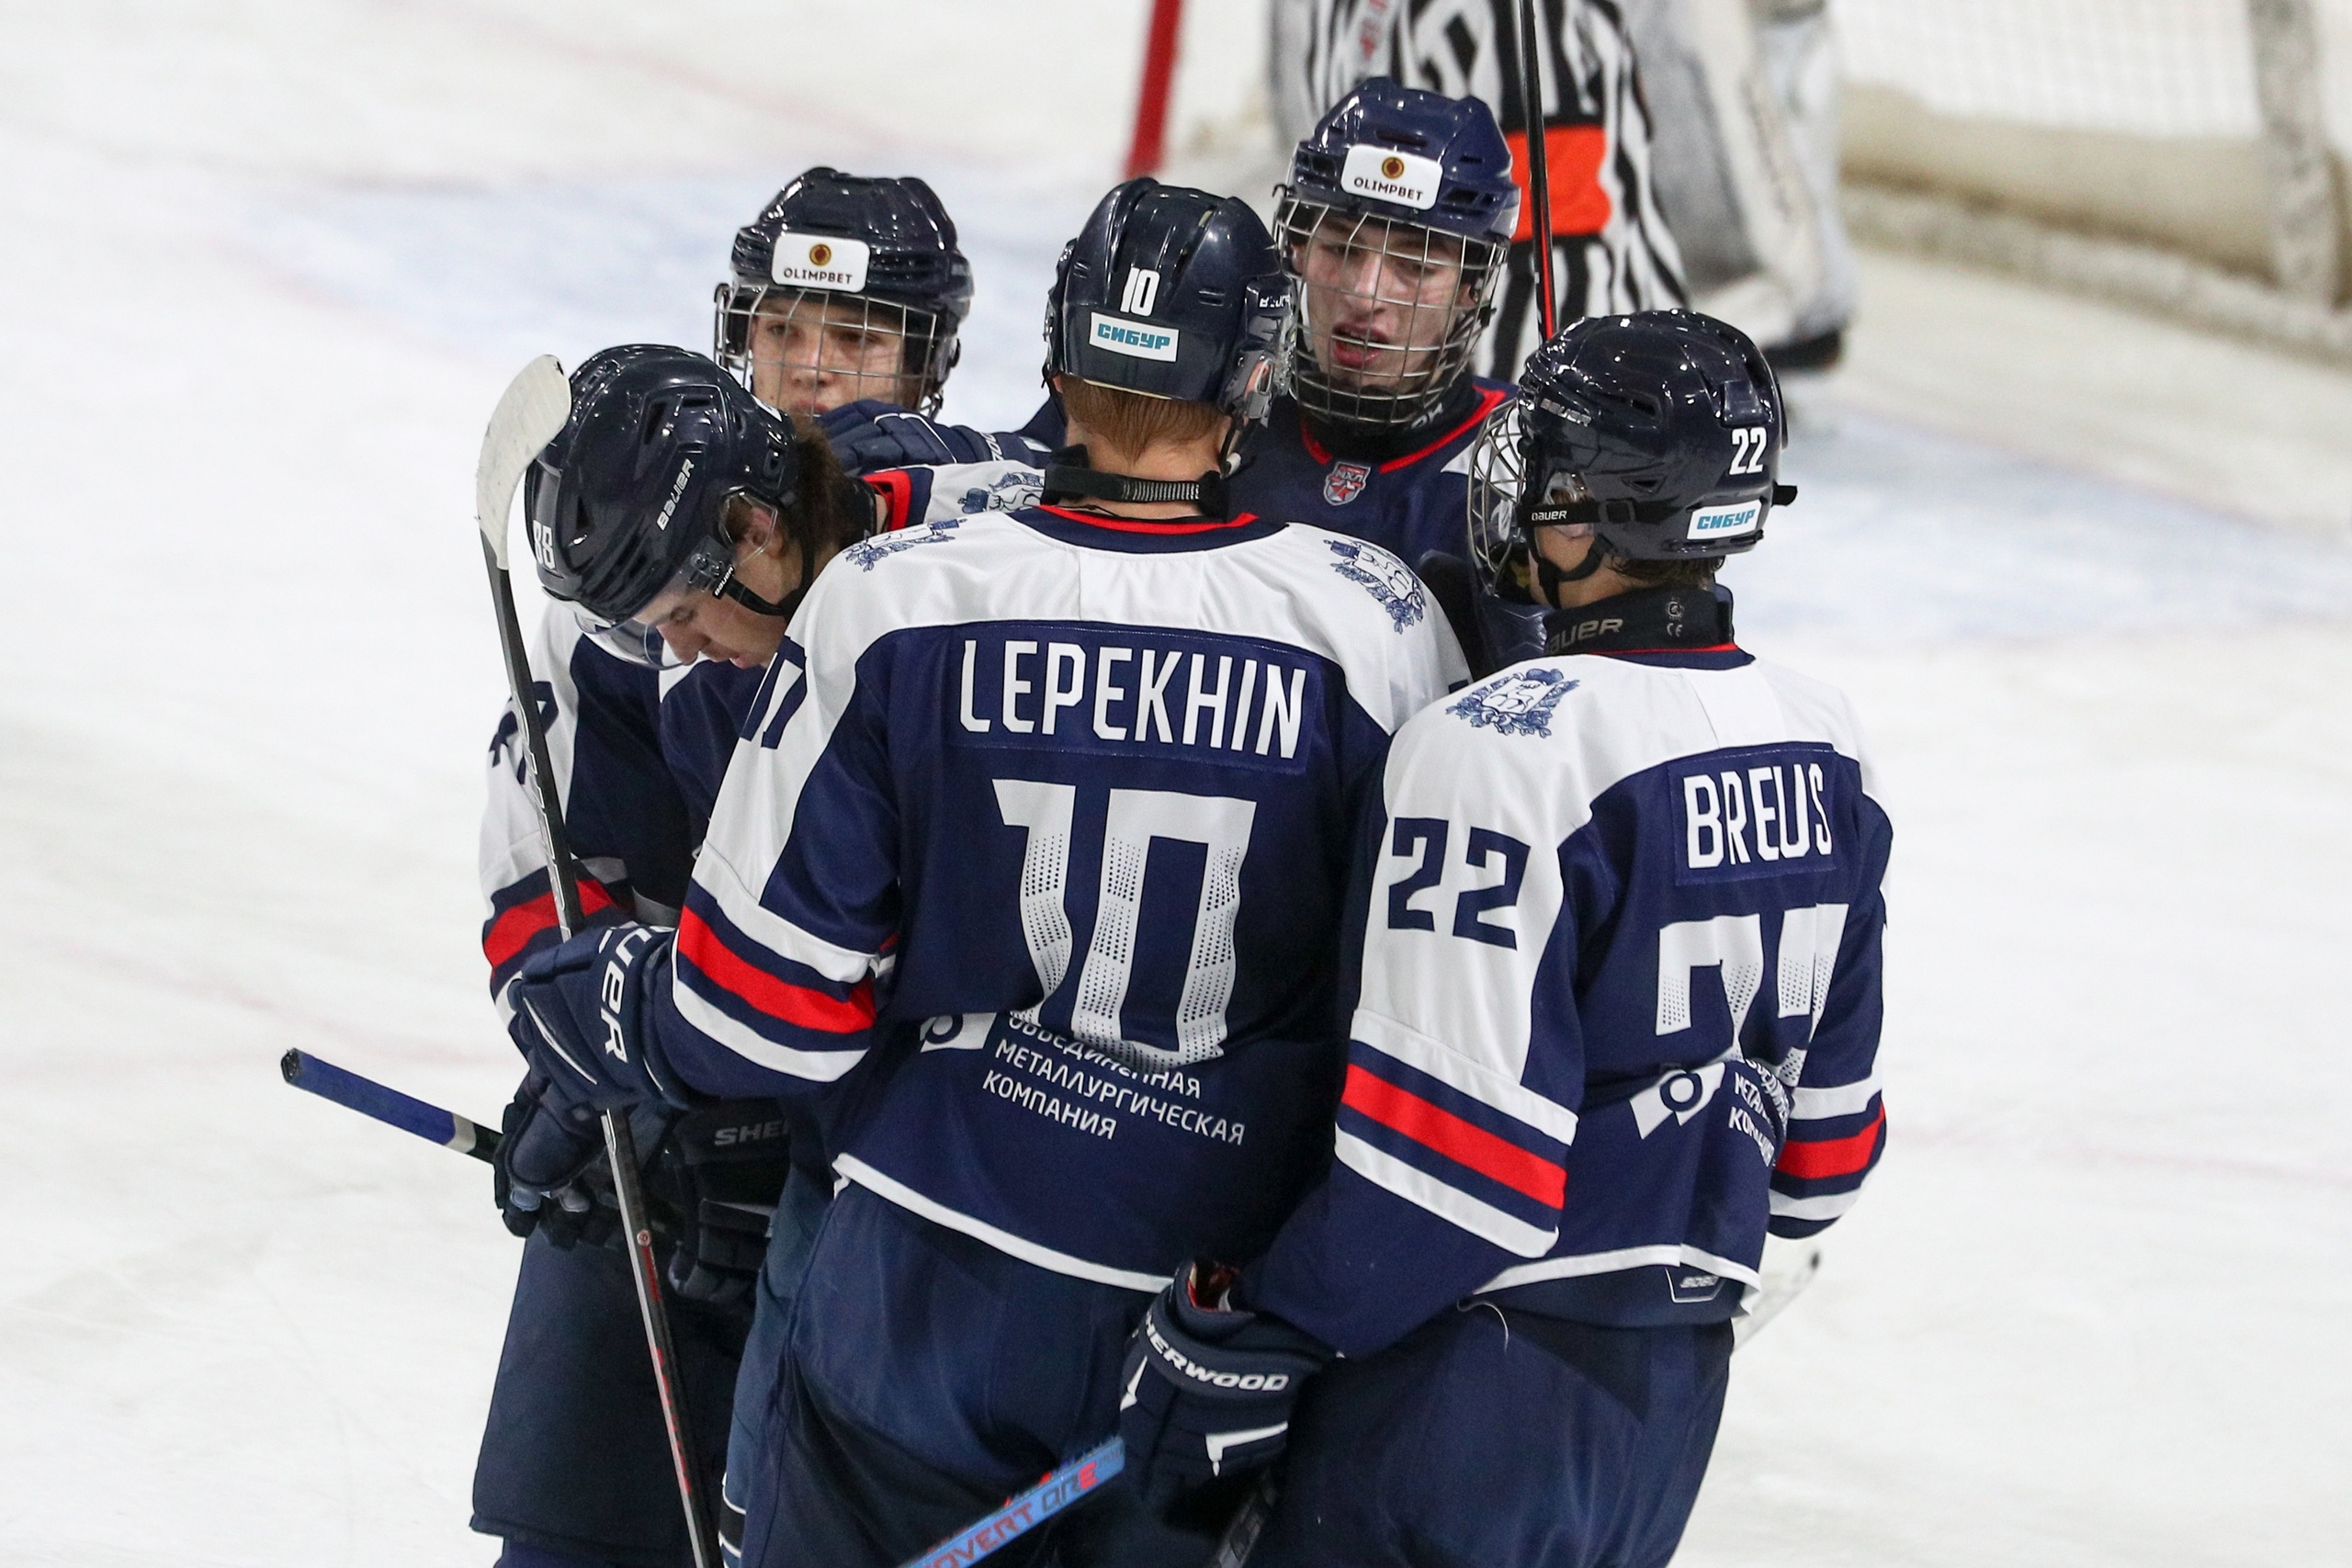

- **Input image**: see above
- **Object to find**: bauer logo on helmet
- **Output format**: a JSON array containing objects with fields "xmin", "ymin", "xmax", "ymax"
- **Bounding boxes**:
[
  {"xmin": 771, "ymin": 231, "xmax": 872, "ymax": 292},
  {"xmin": 1340, "ymin": 143, "xmax": 1443, "ymax": 210}
]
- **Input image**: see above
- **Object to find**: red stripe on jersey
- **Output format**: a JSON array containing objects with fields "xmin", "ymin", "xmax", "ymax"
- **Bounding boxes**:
[
  {"xmin": 1297, "ymin": 384, "xmax": 1508, "ymax": 474},
  {"xmin": 1034, "ymin": 504, "xmax": 1262, "ymax": 536},
  {"xmin": 1776, "ymin": 1108, "xmax": 1885, "ymax": 1179},
  {"xmin": 482, "ymin": 879, "xmax": 615, "ymax": 970},
  {"xmin": 1342, "ymin": 1065, "xmax": 1566, "ymax": 1208},
  {"xmin": 676, "ymin": 908, "xmax": 875, "ymax": 1034},
  {"xmin": 867, "ymin": 469, "xmax": 916, "ymax": 532}
]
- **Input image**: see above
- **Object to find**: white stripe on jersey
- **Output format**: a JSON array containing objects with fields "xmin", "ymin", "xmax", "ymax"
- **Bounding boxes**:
[
  {"xmin": 1791, "ymin": 1074, "xmax": 1881, "ymax": 1121},
  {"xmin": 1770, "ymin": 1188, "xmax": 1864, "ymax": 1222},
  {"xmin": 834, "ymin": 1154, "xmax": 1166, "ymax": 1292},
  {"xmin": 1351, "ymin": 1008, "xmax": 1578, "ymax": 1143},
  {"xmin": 668, "ymin": 977, "xmax": 869, "ymax": 1085},
  {"xmin": 1476, "ymin": 1240, "xmax": 1762, "ymax": 1296},
  {"xmin": 1335, "ymin": 1131, "xmax": 1559, "ymax": 1258}
]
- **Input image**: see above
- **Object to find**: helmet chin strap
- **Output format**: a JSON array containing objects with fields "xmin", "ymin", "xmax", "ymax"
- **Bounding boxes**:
[
  {"xmin": 717, "ymin": 574, "xmax": 805, "ymax": 620},
  {"xmin": 1532, "ymin": 535, "xmax": 1608, "ymax": 604}
]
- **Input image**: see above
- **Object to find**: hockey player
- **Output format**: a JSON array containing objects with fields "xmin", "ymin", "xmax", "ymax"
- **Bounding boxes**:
[
  {"xmin": 474, "ymin": 344, "xmax": 879, "ymax": 1568},
  {"xmin": 718, "ymin": 165, "xmax": 1053, "ymax": 471},
  {"xmin": 472, "ymin": 168, "xmax": 1013, "ymax": 1568},
  {"xmin": 1245, "ymin": 79, "xmax": 1525, "ymax": 593},
  {"xmin": 714, "ymin": 165, "xmax": 968, "ymax": 419},
  {"xmin": 851, "ymin": 83, "xmax": 1539, "ymax": 666},
  {"xmin": 492, "ymin": 179, "xmax": 1464, "ymax": 1567},
  {"xmin": 1272, "ymin": 0, "xmax": 1689, "ymax": 376},
  {"xmin": 1117, "ymin": 310, "xmax": 1891, "ymax": 1567}
]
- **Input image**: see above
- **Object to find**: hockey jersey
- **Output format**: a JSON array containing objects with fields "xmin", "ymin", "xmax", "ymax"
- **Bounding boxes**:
[
  {"xmin": 480, "ymin": 472, "xmax": 995, "ymax": 998},
  {"xmin": 479, "ymin": 609, "xmax": 762, "ymax": 1001},
  {"xmin": 646, "ymin": 503, "xmax": 1465, "ymax": 1290},
  {"xmin": 1246, "ymin": 590, "xmax": 1890, "ymax": 1357},
  {"xmin": 1238, "ymin": 383, "xmax": 1510, "ymax": 570}
]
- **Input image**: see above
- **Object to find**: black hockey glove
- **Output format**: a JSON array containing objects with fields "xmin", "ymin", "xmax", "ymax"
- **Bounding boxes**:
[
  {"xmin": 645, "ymin": 1100, "xmax": 794, "ymax": 1309},
  {"xmin": 818, "ymin": 399, "xmax": 1048, "ymax": 474},
  {"xmin": 506, "ymin": 923, "xmax": 677, "ymax": 1115},
  {"xmin": 1118, "ymin": 1264, "xmax": 1331, "ymax": 1503},
  {"xmin": 492, "ymin": 1069, "xmax": 608, "ymax": 1242}
]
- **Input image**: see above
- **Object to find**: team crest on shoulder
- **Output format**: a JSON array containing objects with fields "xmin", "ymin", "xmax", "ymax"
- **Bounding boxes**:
[
  {"xmin": 843, "ymin": 515, "xmax": 962, "ymax": 572},
  {"xmin": 958, "ymin": 470, "xmax": 1041, "ymax": 514},
  {"xmin": 1448, "ymin": 667, "xmax": 1578, "ymax": 738},
  {"xmin": 1321, "ymin": 460, "xmax": 1370, "ymax": 506},
  {"xmin": 1325, "ymin": 538, "xmax": 1425, "ymax": 631}
]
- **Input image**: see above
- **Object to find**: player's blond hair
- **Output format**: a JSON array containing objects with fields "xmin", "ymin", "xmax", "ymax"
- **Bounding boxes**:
[{"xmin": 1057, "ymin": 377, "xmax": 1227, "ymax": 462}]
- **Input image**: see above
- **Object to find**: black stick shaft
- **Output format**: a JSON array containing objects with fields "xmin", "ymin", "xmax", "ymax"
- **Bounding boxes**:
[
  {"xmin": 482, "ymin": 539, "xmax": 719, "ymax": 1568},
  {"xmin": 1517, "ymin": 0, "xmax": 1559, "ymax": 341}
]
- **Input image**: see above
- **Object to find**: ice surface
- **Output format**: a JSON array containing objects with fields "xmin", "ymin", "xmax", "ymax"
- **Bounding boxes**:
[{"xmin": 2, "ymin": 6, "xmax": 2346, "ymax": 1565}]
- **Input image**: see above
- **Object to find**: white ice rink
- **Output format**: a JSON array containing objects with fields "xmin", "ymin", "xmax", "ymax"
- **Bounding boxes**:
[{"xmin": 3, "ymin": 5, "xmax": 2348, "ymax": 1563}]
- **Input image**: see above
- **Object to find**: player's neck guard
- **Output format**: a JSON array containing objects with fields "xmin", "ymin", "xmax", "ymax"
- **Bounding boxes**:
[
  {"xmin": 1040, "ymin": 446, "xmax": 1230, "ymax": 518},
  {"xmin": 1296, "ymin": 375, "xmax": 1483, "ymax": 463},
  {"xmin": 1543, "ymin": 584, "xmax": 1735, "ymax": 657}
]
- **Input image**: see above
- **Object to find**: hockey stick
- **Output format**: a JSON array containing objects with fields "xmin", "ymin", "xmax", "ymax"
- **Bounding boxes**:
[
  {"xmin": 897, "ymin": 1438, "xmax": 1124, "ymax": 1568},
  {"xmin": 1515, "ymin": 0, "xmax": 1559, "ymax": 339},
  {"xmin": 1204, "ymin": 1471, "xmax": 1278, "ymax": 1567},
  {"xmin": 475, "ymin": 355, "xmax": 721, "ymax": 1568},
  {"xmin": 281, "ymin": 1048, "xmax": 500, "ymax": 1162}
]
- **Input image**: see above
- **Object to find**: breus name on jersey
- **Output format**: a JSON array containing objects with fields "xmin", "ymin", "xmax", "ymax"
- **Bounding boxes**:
[
  {"xmin": 1673, "ymin": 741, "xmax": 1838, "ymax": 883},
  {"xmin": 956, "ymin": 626, "xmax": 1317, "ymax": 773}
]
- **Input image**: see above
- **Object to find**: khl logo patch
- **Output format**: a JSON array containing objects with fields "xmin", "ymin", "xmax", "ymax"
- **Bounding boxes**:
[
  {"xmin": 1325, "ymin": 538, "xmax": 1425, "ymax": 631},
  {"xmin": 1448, "ymin": 667, "xmax": 1579, "ymax": 738},
  {"xmin": 1321, "ymin": 461, "xmax": 1370, "ymax": 506}
]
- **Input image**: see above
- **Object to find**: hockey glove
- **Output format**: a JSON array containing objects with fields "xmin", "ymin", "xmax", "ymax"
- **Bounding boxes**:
[
  {"xmin": 818, "ymin": 399, "xmax": 1049, "ymax": 474},
  {"xmin": 506, "ymin": 922, "xmax": 678, "ymax": 1116},
  {"xmin": 647, "ymin": 1100, "xmax": 793, "ymax": 1309},
  {"xmin": 491, "ymin": 1069, "xmax": 606, "ymax": 1240},
  {"xmin": 1118, "ymin": 1264, "xmax": 1331, "ymax": 1502}
]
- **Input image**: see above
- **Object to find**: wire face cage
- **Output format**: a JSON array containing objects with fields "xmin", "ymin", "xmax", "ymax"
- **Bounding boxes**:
[
  {"xmin": 1273, "ymin": 192, "xmax": 1506, "ymax": 431},
  {"xmin": 1464, "ymin": 398, "xmax": 1599, "ymax": 602},
  {"xmin": 712, "ymin": 284, "xmax": 956, "ymax": 417}
]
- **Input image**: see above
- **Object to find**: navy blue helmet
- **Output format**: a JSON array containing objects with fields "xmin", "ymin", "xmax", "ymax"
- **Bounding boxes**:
[
  {"xmin": 1046, "ymin": 178, "xmax": 1292, "ymax": 428},
  {"xmin": 715, "ymin": 168, "xmax": 974, "ymax": 415},
  {"xmin": 1469, "ymin": 310, "xmax": 1797, "ymax": 601},
  {"xmin": 1275, "ymin": 79, "xmax": 1521, "ymax": 431},
  {"xmin": 526, "ymin": 345, "xmax": 800, "ymax": 630}
]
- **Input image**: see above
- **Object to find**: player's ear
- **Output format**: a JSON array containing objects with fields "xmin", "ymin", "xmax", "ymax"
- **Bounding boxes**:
[{"xmin": 727, "ymin": 496, "xmax": 786, "ymax": 557}]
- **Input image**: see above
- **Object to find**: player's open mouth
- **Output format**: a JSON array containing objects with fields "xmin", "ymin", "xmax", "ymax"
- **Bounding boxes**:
[{"xmin": 1325, "ymin": 334, "xmax": 1390, "ymax": 370}]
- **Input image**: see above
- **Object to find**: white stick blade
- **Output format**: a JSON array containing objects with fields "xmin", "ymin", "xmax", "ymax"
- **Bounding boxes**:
[{"xmin": 475, "ymin": 355, "xmax": 572, "ymax": 569}]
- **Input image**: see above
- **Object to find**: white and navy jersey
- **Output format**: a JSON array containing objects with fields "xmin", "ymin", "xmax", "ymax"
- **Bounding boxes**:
[
  {"xmin": 1247, "ymin": 592, "xmax": 1889, "ymax": 1356},
  {"xmin": 1277, "ymin": 0, "xmax": 1689, "ymax": 378},
  {"xmin": 647, "ymin": 503, "xmax": 1465, "ymax": 1291},
  {"xmin": 481, "ymin": 462, "xmax": 993, "ymax": 993},
  {"xmin": 479, "ymin": 607, "xmax": 763, "ymax": 998}
]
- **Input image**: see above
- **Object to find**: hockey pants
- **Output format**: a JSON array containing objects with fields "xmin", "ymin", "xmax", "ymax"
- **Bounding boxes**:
[
  {"xmin": 473, "ymin": 1227, "xmax": 746, "ymax": 1568},
  {"xmin": 729, "ymin": 1180, "xmax": 1228, "ymax": 1568},
  {"xmin": 1256, "ymin": 1307, "xmax": 1734, "ymax": 1568}
]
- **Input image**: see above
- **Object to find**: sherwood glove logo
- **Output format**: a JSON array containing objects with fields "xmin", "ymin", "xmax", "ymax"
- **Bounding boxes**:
[{"xmin": 1144, "ymin": 1318, "xmax": 1291, "ymax": 1392}]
